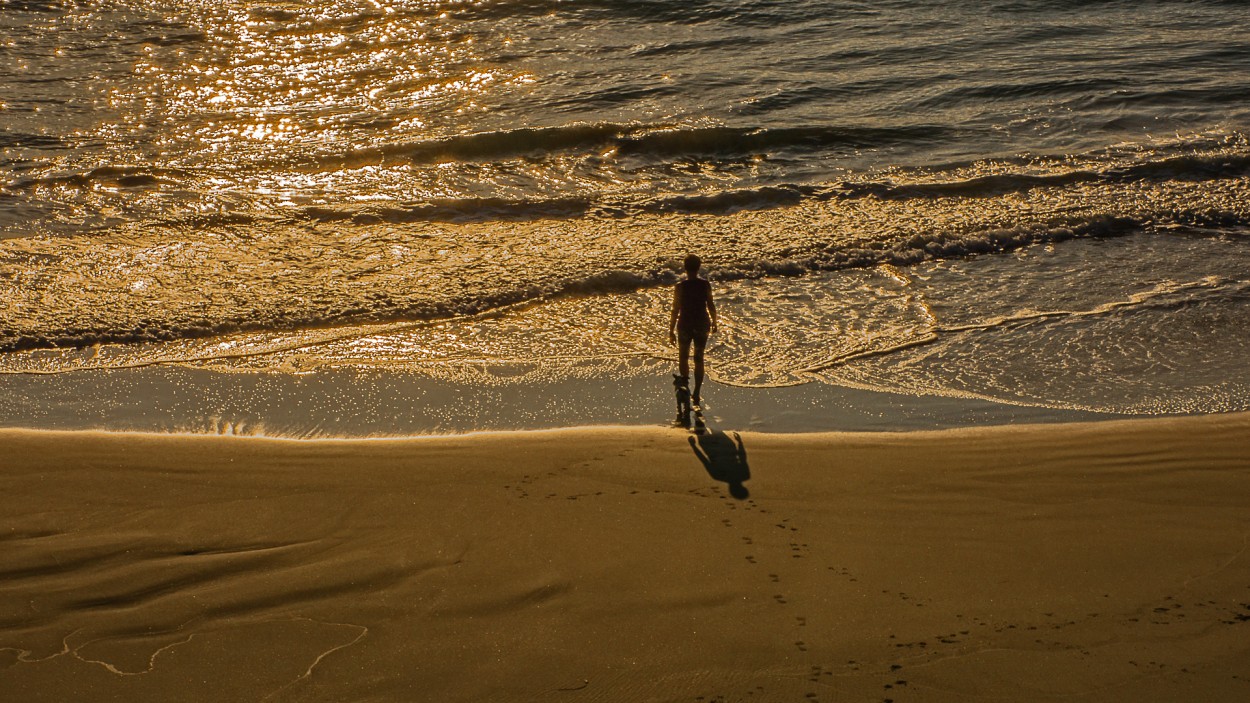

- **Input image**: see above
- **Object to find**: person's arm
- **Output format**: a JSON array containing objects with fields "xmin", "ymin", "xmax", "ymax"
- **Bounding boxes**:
[
  {"xmin": 668, "ymin": 285, "xmax": 680, "ymax": 345},
  {"xmin": 706, "ymin": 282, "xmax": 718, "ymax": 334}
]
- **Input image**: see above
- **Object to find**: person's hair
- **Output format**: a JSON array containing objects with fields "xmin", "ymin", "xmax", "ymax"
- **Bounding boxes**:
[{"xmin": 683, "ymin": 254, "xmax": 701, "ymax": 274}]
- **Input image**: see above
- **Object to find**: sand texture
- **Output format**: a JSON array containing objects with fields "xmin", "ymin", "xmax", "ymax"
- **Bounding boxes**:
[{"xmin": 2, "ymin": 414, "xmax": 1250, "ymax": 702}]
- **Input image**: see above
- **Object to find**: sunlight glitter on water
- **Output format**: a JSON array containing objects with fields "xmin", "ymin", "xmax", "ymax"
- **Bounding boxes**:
[{"xmin": 3, "ymin": 0, "xmax": 1250, "ymax": 430}]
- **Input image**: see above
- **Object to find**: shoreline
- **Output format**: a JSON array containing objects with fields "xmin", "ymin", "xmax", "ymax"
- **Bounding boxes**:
[
  {"xmin": 4, "ymin": 412, "xmax": 1249, "ymax": 701},
  {"xmin": 0, "ymin": 362, "xmax": 1120, "ymax": 437},
  {"xmin": 0, "ymin": 406, "xmax": 1242, "ymax": 442}
]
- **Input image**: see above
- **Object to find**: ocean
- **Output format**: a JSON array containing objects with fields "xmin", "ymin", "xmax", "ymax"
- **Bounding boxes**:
[{"xmin": 2, "ymin": 0, "xmax": 1249, "ymax": 430}]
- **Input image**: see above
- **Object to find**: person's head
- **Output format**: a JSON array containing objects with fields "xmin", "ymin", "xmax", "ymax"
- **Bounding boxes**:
[{"xmin": 683, "ymin": 254, "xmax": 702, "ymax": 276}]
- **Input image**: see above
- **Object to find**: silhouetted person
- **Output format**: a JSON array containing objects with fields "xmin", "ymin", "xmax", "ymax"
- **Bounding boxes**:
[{"xmin": 668, "ymin": 254, "xmax": 718, "ymax": 405}]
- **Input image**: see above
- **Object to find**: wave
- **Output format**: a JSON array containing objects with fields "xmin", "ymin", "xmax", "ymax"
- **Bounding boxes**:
[
  {"xmin": 137, "ymin": 31, "xmax": 207, "ymax": 47},
  {"xmin": 3, "ymin": 166, "xmax": 191, "ymax": 192},
  {"xmin": 1, "ymin": 0, "xmax": 64, "ymax": 12},
  {"xmin": 7, "ymin": 143, "xmax": 1249, "ymax": 234},
  {"xmin": 0, "ymin": 133, "xmax": 63, "ymax": 150},
  {"xmin": 633, "ymin": 184, "xmax": 822, "ymax": 215},
  {"xmin": 4, "ymin": 209, "xmax": 1246, "ymax": 357},
  {"xmin": 14, "ymin": 152, "xmax": 1241, "ymax": 231},
  {"xmin": 834, "ymin": 153, "xmax": 1250, "ymax": 200},
  {"xmin": 301, "ymin": 198, "xmax": 593, "ymax": 224},
  {"xmin": 625, "ymin": 124, "xmax": 952, "ymax": 156},
  {"xmin": 297, "ymin": 122, "xmax": 956, "ymax": 171},
  {"xmin": 284, "ymin": 151, "xmax": 1250, "ymax": 224},
  {"xmin": 294, "ymin": 186, "xmax": 821, "ymax": 224}
]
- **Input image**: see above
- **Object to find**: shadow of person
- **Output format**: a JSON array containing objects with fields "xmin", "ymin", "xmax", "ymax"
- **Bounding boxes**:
[{"xmin": 689, "ymin": 430, "xmax": 750, "ymax": 499}]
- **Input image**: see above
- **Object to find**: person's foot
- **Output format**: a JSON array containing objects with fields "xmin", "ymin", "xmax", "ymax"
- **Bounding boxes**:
[{"xmin": 692, "ymin": 393, "xmax": 701, "ymax": 407}]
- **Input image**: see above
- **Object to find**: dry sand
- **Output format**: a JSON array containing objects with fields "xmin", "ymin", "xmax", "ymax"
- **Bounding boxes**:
[{"xmin": 2, "ymin": 413, "xmax": 1249, "ymax": 702}]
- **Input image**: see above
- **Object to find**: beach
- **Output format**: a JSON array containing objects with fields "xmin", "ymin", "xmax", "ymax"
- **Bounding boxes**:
[
  {"xmin": 4, "ymin": 0, "xmax": 1250, "ymax": 700},
  {"xmin": 4, "ymin": 412, "xmax": 1249, "ymax": 702}
]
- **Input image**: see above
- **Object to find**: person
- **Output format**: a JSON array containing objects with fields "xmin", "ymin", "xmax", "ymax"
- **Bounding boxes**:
[{"xmin": 668, "ymin": 254, "xmax": 718, "ymax": 405}]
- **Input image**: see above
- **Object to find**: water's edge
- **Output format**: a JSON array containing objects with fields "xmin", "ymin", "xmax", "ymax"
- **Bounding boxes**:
[{"xmin": 0, "ymin": 362, "xmax": 1119, "ymax": 437}]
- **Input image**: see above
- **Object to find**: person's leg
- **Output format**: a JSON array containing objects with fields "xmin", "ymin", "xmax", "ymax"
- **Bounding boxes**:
[
  {"xmin": 692, "ymin": 330, "xmax": 708, "ymax": 403},
  {"xmin": 678, "ymin": 334, "xmax": 692, "ymax": 380},
  {"xmin": 692, "ymin": 347, "xmax": 705, "ymax": 402}
]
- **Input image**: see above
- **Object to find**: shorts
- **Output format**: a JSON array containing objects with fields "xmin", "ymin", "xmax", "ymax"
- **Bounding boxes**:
[{"xmin": 678, "ymin": 325, "xmax": 710, "ymax": 349}]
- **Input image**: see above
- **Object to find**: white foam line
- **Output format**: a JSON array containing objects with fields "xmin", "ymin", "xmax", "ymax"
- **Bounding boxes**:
[
  {"xmin": 0, "ymin": 628, "xmax": 78, "ymax": 664},
  {"xmin": 261, "ymin": 618, "xmax": 369, "ymax": 702},
  {"xmin": 71, "ymin": 633, "xmax": 197, "ymax": 677},
  {"xmin": 4, "ymin": 615, "xmax": 369, "ymax": 688}
]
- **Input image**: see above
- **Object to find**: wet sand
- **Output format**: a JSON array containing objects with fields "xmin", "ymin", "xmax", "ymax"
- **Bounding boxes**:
[
  {"xmin": 0, "ymin": 362, "xmax": 1112, "ymax": 436},
  {"xmin": 3, "ymin": 413, "xmax": 1249, "ymax": 701}
]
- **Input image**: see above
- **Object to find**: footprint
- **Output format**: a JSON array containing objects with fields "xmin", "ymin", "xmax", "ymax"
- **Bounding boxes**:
[
  {"xmin": 769, "ymin": 574, "xmax": 780, "ymax": 583},
  {"xmin": 795, "ymin": 640, "xmax": 808, "ymax": 652},
  {"xmin": 774, "ymin": 594, "xmax": 788, "ymax": 604},
  {"xmin": 746, "ymin": 555, "xmax": 757, "ymax": 564},
  {"xmin": 796, "ymin": 616, "xmax": 807, "ymax": 627}
]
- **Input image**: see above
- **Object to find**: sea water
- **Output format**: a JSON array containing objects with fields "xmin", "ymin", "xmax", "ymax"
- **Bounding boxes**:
[{"xmin": 2, "ymin": 0, "xmax": 1249, "ymax": 428}]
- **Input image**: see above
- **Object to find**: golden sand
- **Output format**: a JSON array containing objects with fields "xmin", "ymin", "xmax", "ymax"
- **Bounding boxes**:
[{"xmin": 3, "ymin": 414, "xmax": 1249, "ymax": 701}]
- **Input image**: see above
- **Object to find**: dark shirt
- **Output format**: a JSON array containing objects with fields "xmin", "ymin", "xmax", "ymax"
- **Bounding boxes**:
[{"xmin": 676, "ymin": 277, "xmax": 712, "ymax": 330}]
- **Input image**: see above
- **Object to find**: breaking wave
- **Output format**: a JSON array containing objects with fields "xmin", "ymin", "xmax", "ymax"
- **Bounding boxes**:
[
  {"xmin": 9, "ymin": 145, "xmax": 1247, "ymax": 229},
  {"xmin": 2, "ymin": 206, "xmax": 1246, "ymax": 355}
]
